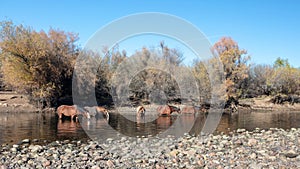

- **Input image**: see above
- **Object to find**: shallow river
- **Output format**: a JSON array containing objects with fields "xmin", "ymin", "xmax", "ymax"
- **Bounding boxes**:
[{"xmin": 0, "ymin": 110, "xmax": 299, "ymax": 145}]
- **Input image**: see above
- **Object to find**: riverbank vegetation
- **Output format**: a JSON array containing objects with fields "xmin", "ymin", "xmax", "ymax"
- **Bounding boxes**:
[{"xmin": 0, "ymin": 21, "xmax": 299, "ymax": 109}]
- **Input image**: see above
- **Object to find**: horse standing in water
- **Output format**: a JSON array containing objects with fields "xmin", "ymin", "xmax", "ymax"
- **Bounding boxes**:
[
  {"xmin": 157, "ymin": 105, "xmax": 181, "ymax": 116},
  {"xmin": 57, "ymin": 105, "xmax": 89, "ymax": 121},
  {"xmin": 180, "ymin": 105, "xmax": 197, "ymax": 114},
  {"xmin": 136, "ymin": 106, "xmax": 146, "ymax": 116},
  {"xmin": 136, "ymin": 106, "xmax": 146, "ymax": 124},
  {"xmin": 84, "ymin": 106, "xmax": 110, "ymax": 121}
]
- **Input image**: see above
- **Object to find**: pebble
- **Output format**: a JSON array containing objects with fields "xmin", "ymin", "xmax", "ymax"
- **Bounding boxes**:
[
  {"xmin": 284, "ymin": 150, "xmax": 299, "ymax": 158},
  {"xmin": 237, "ymin": 128, "xmax": 246, "ymax": 133},
  {"xmin": 248, "ymin": 138, "xmax": 258, "ymax": 146},
  {"xmin": 250, "ymin": 153, "xmax": 257, "ymax": 159},
  {"xmin": 106, "ymin": 160, "xmax": 114, "ymax": 168},
  {"xmin": 12, "ymin": 144, "xmax": 19, "ymax": 148},
  {"xmin": 21, "ymin": 139, "xmax": 30, "ymax": 144}
]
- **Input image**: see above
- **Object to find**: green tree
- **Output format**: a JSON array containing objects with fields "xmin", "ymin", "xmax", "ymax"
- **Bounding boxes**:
[
  {"xmin": 269, "ymin": 58, "xmax": 300, "ymax": 95},
  {"xmin": 274, "ymin": 57, "xmax": 290, "ymax": 69}
]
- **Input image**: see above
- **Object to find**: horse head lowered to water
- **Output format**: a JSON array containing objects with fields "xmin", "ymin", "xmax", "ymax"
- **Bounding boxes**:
[
  {"xmin": 57, "ymin": 105, "xmax": 89, "ymax": 121},
  {"xmin": 84, "ymin": 106, "xmax": 110, "ymax": 120},
  {"xmin": 157, "ymin": 105, "xmax": 181, "ymax": 116}
]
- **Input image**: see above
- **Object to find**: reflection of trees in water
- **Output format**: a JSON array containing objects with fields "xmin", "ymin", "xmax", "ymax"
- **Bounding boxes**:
[
  {"xmin": 1, "ymin": 110, "xmax": 300, "ymax": 144},
  {"xmin": 188, "ymin": 113, "xmax": 206, "ymax": 136},
  {"xmin": 0, "ymin": 112, "xmax": 59, "ymax": 144},
  {"xmin": 106, "ymin": 113, "xmax": 209, "ymax": 138},
  {"xmin": 216, "ymin": 111, "xmax": 300, "ymax": 133}
]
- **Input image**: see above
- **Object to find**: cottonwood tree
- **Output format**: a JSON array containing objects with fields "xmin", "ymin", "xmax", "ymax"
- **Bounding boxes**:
[
  {"xmin": 211, "ymin": 37, "xmax": 250, "ymax": 106},
  {"xmin": 0, "ymin": 21, "xmax": 79, "ymax": 107},
  {"xmin": 111, "ymin": 43, "xmax": 184, "ymax": 106}
]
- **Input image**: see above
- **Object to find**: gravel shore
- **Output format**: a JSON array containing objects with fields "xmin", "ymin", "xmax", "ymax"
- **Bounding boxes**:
[{"xmin": 1, "ymin": 128, "xmax": 299, "ymax": 168}]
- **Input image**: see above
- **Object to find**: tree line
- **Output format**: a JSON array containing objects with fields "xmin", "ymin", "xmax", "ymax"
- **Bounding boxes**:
[{"xmin": 0, "ymin": 21, "xmax": 299, "ymax": 109}]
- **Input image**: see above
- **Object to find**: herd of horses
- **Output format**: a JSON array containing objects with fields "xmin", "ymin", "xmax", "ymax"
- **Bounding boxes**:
[
  {"xmin": 57, "ymin": 105, "xmax": 109, "ymax": 122},
  {"xmin": 57, "ymin": 104, "xmax": 200, "ymax": 122}
]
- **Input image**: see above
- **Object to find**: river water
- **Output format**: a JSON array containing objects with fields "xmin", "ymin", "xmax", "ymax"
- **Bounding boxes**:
[{"xmin": 0, "ymin": 110, "xmax": 299, "ymax": 145}]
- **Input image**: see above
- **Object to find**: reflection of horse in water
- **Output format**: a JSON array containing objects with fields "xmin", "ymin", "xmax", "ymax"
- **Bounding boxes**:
[
  {"xmin": 157, "ymin": 105, "xmax": 181, "ymax": 116},
  {"xmin": 57, "ymin": 120, "xmax": 80, "ymax": 134},
  {"xmin": 57, "ymin": 105, "xmax": 89, "ymax": 121},
  {"xmin": 156, "ymin": 116, "xmax": 173, "ymax": 129},
  {"xmin": 105, "ymin": 113, "xmax": 176, "ymax": 137}
]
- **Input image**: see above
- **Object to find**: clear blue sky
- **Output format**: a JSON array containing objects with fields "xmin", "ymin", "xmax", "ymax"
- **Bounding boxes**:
[{"xmin": 1, "ymin": 0, "xmax": 300, "ymax": 67}]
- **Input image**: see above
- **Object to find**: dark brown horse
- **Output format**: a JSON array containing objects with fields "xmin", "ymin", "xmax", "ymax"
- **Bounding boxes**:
[{"xmin": 157, "ymin": 105, "xmax": 180, "ymax": 116}]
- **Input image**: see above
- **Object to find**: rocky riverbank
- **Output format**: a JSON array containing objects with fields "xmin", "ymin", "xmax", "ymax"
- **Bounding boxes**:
[
  {"xmin": 0, "ymin": 91, "xmax": 39, "ymax": 113},
  {"xmin": 0, "ymin": 128, "xmax": 299, "ymax": 168},
  {"xmin": 238, "ymin": 96, "xmax": 300, "ymax": 111}
]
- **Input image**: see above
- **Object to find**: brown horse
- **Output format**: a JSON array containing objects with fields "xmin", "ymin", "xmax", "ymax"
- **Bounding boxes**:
[
  {"xmin": 180, "ymin": 105, "xmax": 196, "ymax": 114},
  {"xmin": 57, "ymin": 105, "xmax": 89, "ymax": 121},
  {"xmin": 157, "ymin": 105, "xmax": 181, "ymax": 116},
  {"xmin": 136, "ymin": 106, "xmax": 146, "ymax": 116},
  {"xmin": 84, "ymin": 106, "xmax": 109, "ymax": 120},
  {"xmin": 95, "ymin": 106, "xmax": 109, "ymax": 120}
]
